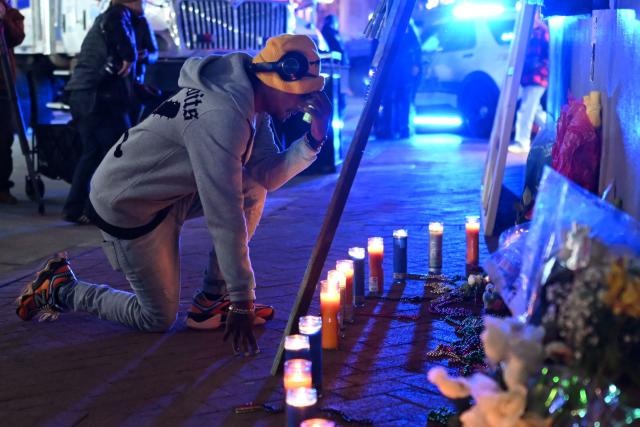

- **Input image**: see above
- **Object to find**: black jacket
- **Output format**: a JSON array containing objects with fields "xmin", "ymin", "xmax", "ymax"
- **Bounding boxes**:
[
  {"xmin": 66, "ymin": 5, "xmax": 137, "ymax": 92},
  {"xmin": 321, "ymin": 25, "xmax": 348, "ymax": 65},
  {"xmin": 132, "ymin": 14, "xmax": 158, "ymax": 81},
  {"xmin": 0, "ymin": 1, "xmax": 25, "ymax": 91}
]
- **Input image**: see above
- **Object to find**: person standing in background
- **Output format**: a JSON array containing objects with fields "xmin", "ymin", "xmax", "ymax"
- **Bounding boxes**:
[
  {"xmin": 0, "ymin": 0, "xmax": 25, "ymax": 205},
  {"xmin": 321, "ymin": 14, "xmax": 348, "ymax": 118},
  {"xmin": 510, "ymin": 8, "xmax": 549, "ymax": 154},
  {"xmin": 321, "ymin": 15, "xmax": 347, "ymax": 64},
  {"xmin": 129, "ymin": 8, "xmax": 159, "ymax": 124},
  {"xmin": 62, "ymin": 0, "xmax": 143, "ymax": 224},
  {"xmin": 376, "ymin": 20, "xmax": 421, "ymax": 140}
]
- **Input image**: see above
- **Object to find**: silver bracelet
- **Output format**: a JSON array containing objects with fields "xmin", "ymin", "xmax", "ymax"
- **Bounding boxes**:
[{"xmin": 228, "ymin": 305, "xmax": 254, "ymax": 315}]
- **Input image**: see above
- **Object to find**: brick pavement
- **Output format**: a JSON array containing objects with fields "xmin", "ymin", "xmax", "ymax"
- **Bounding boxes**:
[{"xmin": 0, "ymin": 134, "xmax": 523, "ymax": 426}]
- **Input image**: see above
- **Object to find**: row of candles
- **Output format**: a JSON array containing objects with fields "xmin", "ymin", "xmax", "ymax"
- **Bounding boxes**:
[
  {"xmin": 283, "ymin": 317, "xmax": 329, "ymax": 426},
  {"xmin": 319, "ymin": 217, "xmax": 480, "ymax": 351},
  {"xmin": 282, "ymin": 216, "xmax": 481, "ymax": 426}
]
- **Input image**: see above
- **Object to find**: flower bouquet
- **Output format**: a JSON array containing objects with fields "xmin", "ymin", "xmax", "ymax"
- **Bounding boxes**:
[
  {"xmin": 427, "ymin": 169, "xmax": 640, "ymax": 426},
  {"xmin": 429, "ymin": 251, "xmax": 640, "ymax": 425}
]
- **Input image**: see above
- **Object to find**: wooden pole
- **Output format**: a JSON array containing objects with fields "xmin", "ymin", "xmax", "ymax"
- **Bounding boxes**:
[
  {"xmin": 271, "ymin": 0, "xmax": 417, "ymax": 375},
  {"xmin": 481, "ymin": 3, "xmax": 536, "ymax": 236}
]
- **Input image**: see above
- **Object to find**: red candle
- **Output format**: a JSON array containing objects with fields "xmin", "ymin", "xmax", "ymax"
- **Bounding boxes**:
[
  {"xmin": 368, "ymin": 237, "xmax": 384, "ymax": 294},
  {"xmin": 328, "ymin": 269, "xmax": 346, "ymax": 331},
  {"xmin": 465, "ymin": 216, "xmax": 480, "ymax": 273}
]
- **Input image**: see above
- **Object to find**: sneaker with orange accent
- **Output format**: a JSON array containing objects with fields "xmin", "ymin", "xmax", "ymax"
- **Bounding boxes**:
[
  {"xmin": 186, "ymin": 291, "xmax": 274, "ymax": 330},
  {"xmin": 16, "ymin": 255, "xmax": 77, "ymax": 322}
]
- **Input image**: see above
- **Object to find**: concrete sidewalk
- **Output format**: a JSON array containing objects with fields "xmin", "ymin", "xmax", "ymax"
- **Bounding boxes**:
[{"xmin": 0, "ymin": 133, "xmax": 525, "ymax": 426}]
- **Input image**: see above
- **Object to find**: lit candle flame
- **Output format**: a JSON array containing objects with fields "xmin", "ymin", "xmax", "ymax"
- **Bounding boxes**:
[
  {"xmin": 393, "ymin": 229, "xmax": 408, "ymax": 238},
  {"xmin": 284, "ymin": 334, "xmax": 310, "ymax": 351},
  {"xmin": 367, "ymin": 237, "xmax": 384, "ymax": 253},
  {"xmin": 286, "ymin": 387, "xmax": 317, "ymax": 407},
  {"xmin": 299, "ymin": 315, "xmax": 322, "ymax": 335},
  {"xmin": 429, "ymin": 222, "xmax": 444, "ymax": 233},
  {"xmin": 348, "ymin": 247, "xmax": 365, "ymax": 260}
]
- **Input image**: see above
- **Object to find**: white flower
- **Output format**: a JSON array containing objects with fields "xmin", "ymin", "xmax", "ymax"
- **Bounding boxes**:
[
  {"xmin": 466, "ymin": 373, "xmax": 503, "ymax": 398},
  {"xmin": 477, "ymin": 385, "xmax": 528, "ymax": 427},
  {"xmin": 508, "ymin": 325, "xmax": 545, "ymax": 375},
  {"xmin": 502, "ymin": 356, "xmax": 528, "ymax": 391},
  {"xmin": 427, "ymin": 367, "xmax": 471, "ymax": 399},
  {"xmin": 482, "ymin": 316, "xmax": 544, "ymax": 371},
  {"xmin": 459, "ymin": 383, "xmax": 527, "ymax": 427},
  {"xmin": 481, "ymin": 316, "xmax": 511, "ymax": 364},
  {"xmin": 430, "ymin": 317, "xmax": 546, "ymax": 427},
  {"xmin": 460, "ymin": 405, "xmax": 492, "ymax": 427}
]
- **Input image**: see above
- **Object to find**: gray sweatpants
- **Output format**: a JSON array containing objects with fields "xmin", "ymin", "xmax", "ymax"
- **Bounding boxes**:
[{"xmin": 67, "ymin": 176, "xmax": 267, "ymax": 332}]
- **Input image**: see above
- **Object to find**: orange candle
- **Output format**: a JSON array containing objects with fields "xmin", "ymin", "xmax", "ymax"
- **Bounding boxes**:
[
  {"xmin": 368, "ymin": 237, "xmax": 384, "ymax": 294},
  {"xmin": 429, "ymin": 222, "xmax": 443, "ymax": 271},
  {"xmin": 465, "ymin": 216, "xmax": 480, "ymax": 272},
  {"xmin": 283, "ymin": 359, "xmax": 312, "ymax": 391},
  {"xmin": 336, "ymin": 260, "xmax": 354, "ymax": 323},
  {"xmin": 301, "ymin": 419, "xmax": 336, "ymax": 427},
  {"xmin": 328, "ymin": 269, "xmax": 346, "ymax": 331},
  {"xmin": 320, "ymin": 279, "xmax": 340, "ymax": 350}
]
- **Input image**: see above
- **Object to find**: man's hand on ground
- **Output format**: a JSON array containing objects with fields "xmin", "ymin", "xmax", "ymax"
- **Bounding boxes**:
[{"xmin": 223, "ymin": 301, "xmax": 260, "ymax": 356}]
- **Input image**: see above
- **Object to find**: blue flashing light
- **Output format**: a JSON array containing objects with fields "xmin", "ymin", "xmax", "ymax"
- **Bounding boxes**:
[
  {"xmin": 411, "ymin": 134, "xmax": 463, "ymax": 146},
  {"xmin": 413, "ymin": 114, "xmax": 463, "ymax": 127},
  {"xmin": 547, "ymin": 16, "xmax": 566, "ymax": 30},
  {"xmin": 501, "ymin": 32, "xmax": 515, "ymax": 42},
  {"xmin": 332, "ymin": 119, "xmax": 344, "ymax": 130},
  {"xmin": 452, "ymin": 3, "xmax": 505, "ymax": 20}
]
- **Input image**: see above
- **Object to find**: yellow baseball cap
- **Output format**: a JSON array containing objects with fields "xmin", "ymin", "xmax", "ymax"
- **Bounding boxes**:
[{"xmin": 252, "ymin": 34, "xmax": 325, "ymax": 95}]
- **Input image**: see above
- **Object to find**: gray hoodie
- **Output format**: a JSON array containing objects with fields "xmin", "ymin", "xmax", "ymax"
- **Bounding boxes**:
[{"xmin": 89, "ymin": 52, "xmax": 319, "ymax": 302}]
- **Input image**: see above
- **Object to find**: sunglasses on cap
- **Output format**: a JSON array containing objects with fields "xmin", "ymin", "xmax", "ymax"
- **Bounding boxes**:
[{"xmin": 251, "ymin": 51, "xmax": 320, "ymax": 82}]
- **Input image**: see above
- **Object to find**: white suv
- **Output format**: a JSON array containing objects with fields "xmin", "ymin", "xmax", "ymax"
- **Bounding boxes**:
[{"xmin": 417, "ymin": 7, "xmax": 516, "ymax": 136}]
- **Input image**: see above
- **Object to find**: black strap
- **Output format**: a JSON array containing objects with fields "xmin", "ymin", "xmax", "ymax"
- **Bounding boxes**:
[{"xmin": 86, "ymin": 201, "xmax": 172, "ymax": 240}]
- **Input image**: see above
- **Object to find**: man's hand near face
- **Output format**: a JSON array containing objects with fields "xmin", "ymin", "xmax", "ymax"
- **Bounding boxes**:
[{"xmin": 300, "ymin": 91, "xmax": 332, "ymax": 142}]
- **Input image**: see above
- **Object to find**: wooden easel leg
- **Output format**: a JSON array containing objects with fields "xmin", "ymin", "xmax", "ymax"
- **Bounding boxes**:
[
  {"xmin": 481, "ymin": 4, "xmax": 537, "ymax": 236},
  {"xmin": 270, "ymin": 0, "xmax": 418, "ymax": 375}
]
